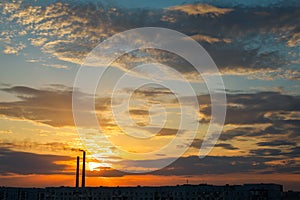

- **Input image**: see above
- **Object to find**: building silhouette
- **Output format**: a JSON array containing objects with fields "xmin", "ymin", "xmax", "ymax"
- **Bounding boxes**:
[{"xmin": 0, "ymin": 183, "xmax": 285, "ymax": 200}]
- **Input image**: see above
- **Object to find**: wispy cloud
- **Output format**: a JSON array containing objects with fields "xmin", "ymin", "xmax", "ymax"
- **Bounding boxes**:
[{"xmin": 167, "ymin": 4, "xmax": 233, "ymax": 16}]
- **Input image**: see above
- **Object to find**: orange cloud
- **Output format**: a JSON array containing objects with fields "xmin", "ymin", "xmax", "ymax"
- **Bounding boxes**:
[
  {"xmin": 189, "ymin": 34, "xmax": 232, "ymax": 44},
  {"xmin": 167, "ymin": 4, "xmax": 233, "ymax": 16}
]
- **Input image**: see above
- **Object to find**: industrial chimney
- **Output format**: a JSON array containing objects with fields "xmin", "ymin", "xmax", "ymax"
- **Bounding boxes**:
[
  {"xmin": 76, "ymin": 156, "xmax": 80, "ymax": 188},
  {"xmin": 82, "ymin": 151, "xmax": 86, "ymax": 188}
]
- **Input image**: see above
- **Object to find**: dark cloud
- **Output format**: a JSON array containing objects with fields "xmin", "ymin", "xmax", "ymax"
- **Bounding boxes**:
[
  {"xmin": 201, "ymin": 92, "xmax": 300, "ymax": 125},
  {"xmin": 220, "ymin": 120, "xmax": 300, "ymax": 143},
  {"xmin": 0, "ymin": 147, "xmax": 72, "ymax": 175},
  {"xmin": 0, "ymin": 86, "xmax": 74, "ymax": 127},
  {"xmin": 0, "ymin": 141, "xmax": 81, "ymax": 153},
  {"xmin": 95, "ymin": 167, "xmax": 127, "ymax": 178},
  {"xmin": 1, "ymin": 151, "xmax": 292, "ymax": 178},
  {"xmin": 0, "ymin": 86, "xmax": 114, "ymax": 127},
  {"xmin": 215, "ymin": 143, "xmax": 239, "ymax": 150},
  {"xmin": 96, "ymin": 154, "xmax": 300, "ymax": 177},
  {"xmin": 189, "ymin": 139, "xmax": 203, "ymax": 149},
  {"xmin": 155, "ymin": 156, "xmax": 271, "ymax": 175},
  {"xmin": 127, "ymin": 86, "xmax": 177, "ymax": 99},
  {"xmin": 151, "ymin": 127, "xmax": 184, "ymax": 136},
  {"xmin": 129, "ymin": 109, "xmax": 150, "ymax": 116},
  {"xmin": 257, "ymin": 140, "xmax": 296, "ymax": 147},
  {"xmin": 1, "ymin": 86, "xmax": 40, "ymax": 95},
  {"xmin": 250, "ymin": 146, "xmax": 300, "ymax": 159},
  {"xmin": 220, "ymin": 127, "xmax": 262, "ymax": 141},
  {"xmin": 284, "ymin": 147, "xmax": 300, "ymax": 158},
  {"xmin": 250, "ymin": 149, "xmax": 282, "ymax": 157},
  {"xmin": 158, "ymin": 153, "xmax": 298, "ymax": 175}
]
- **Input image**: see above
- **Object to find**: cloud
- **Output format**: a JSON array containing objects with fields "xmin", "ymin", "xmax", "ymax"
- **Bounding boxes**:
[
  {"xmin": 96, "ymin": 154, "xmax": 300, "ymax": 177},
  {"xmin": 257, "ymin": 140, "xmax": 296, "ymax": 147},
  {"xmin": 250, "ymin": 149, "xmax": 282, "ymax": 157},
  {"xmin": 0, "ymin": 86, "xmax": 75, "ymax": 127},
  {"xmin": 29, "ymin": 37, "xmax": 48, "ymax": 46},
  {"xmin": 220, "ymin": 119, "xmax": 300, "ymax": 146},
  {"xmin": 167, "ymin": 4, "xmax": 233, "ymax": 16},
  {"xmin": 220, "ymin": 68, "xmax": 300, "ymax": 81},
  {"xmin": 200, "ymin": 92, "xmax": 300, "ymax": 125},
  {"xmin": 0, "ymin": 141, "xmax": 81, "ymax": 154},
  {"xmin": 215, "ymin": 143, "xmax": 239, "ymax": 150},
  {"xmin": 127, "ymin": 127, "xmax": 185, "ymax": 137},
  {"xmin": 284, "ymin": 147, "xmax": 300, "ymax": 157},
  {"xmin": 0, "ymin": 130, "xmax": 13, "ymax": 134},
  {"xmin": 42, "ymin": 63, "xmax": 69, "ymax": 69},
  {"xmin": 3, "ymin": 46, "xmax": 18, "ymax": 54},
  {"xmin": 0, "ymin": 147, "xmax": 72, "ymax": 175},
  {"xmin": 0, "ymin": 85, "xmax": 179, "ymax": 131},
  {"xmin": 95, "ymin": 167, "xmax": 126, "ymax": 177},
  {"xmin": 166, "ymin": 5, "xmax": 299, "ymax": 79},
  {"xmin": 41, "ymin": 40, "xmax": 89, "ymax": 65},
  {"xmin": 154, "ymin": 156, "xmax": 270, "ymax": 175},
  {"xmin": 287, "ymin": 32, "xmax": 300, "ymax": 47},
  {"xmin": 189, "ymin": 34, "xmax": 231, "ymax": 44},
  {"xmin": 1, "ymin": 1, "xmax": 298, "ymax": 79},
  {"xmin": 3, "ymin": 43, "xmax": 26, "ymax": 55},
  {"xmin": 1, "ymin": 2, "xmax": 21, "ymax": 15},
  {"xmin": 195, "ymin": 92, "xmax": 300, "ymax": 157},
  {"xmin": 220, "ymin": 126, "xmax": 265, "ymax": 141}
]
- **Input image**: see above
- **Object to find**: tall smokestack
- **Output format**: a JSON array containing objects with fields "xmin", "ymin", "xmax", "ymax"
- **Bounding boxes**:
[
  {"xmin": 82, "ymin": 151, "xmax": 86, "ymax": 188},
  {"xmin": 76, "ymin": 156, "xmax": 80, "ymax": 188}
]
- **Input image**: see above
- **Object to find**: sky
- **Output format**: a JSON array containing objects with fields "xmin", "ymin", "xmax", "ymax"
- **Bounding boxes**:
[{"xmin": 0, "ymin": 0, "xmax": 300, "ymax": 191}]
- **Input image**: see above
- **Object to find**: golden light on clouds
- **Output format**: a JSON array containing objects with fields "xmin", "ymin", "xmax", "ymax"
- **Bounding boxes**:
[{"xmin": 167, "ymin": 4, "xmax": 233, "ymax": 16}]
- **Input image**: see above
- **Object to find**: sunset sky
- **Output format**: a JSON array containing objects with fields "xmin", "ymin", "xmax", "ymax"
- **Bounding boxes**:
[{"xmin": 0, "ymin": 0, "xmax": 300, "ymax": 191}]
